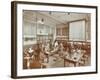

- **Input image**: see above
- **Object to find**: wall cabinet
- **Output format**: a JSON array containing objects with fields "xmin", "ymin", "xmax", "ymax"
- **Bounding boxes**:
[{"xmin": 56, "ymin": 24, "xmax": 69, "ymax": 40}]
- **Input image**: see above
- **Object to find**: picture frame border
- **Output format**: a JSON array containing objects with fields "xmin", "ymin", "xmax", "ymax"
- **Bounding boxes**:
[{"xmin": 11, "ymin": 1, "xmax": 98, "ymax": 79}]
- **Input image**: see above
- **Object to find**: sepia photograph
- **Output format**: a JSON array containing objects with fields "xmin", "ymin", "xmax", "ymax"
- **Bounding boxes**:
[
  {"xmin": 23, "ymin": 11, "xmax": 91, "ymax": 69},
  {"xmin": 11, "ymin": 1, "xmax": 97, "ymax": 78}
]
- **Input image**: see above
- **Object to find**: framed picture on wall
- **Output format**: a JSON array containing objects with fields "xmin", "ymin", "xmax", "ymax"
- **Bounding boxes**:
[{"xmin": 11, "ymin": 1, "xmax": 98, "ymax": 78}]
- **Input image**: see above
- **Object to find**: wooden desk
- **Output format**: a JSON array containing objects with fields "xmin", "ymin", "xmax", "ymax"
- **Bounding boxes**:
[
  {"xmin": 64, "ymin": 58, "xmax": 77, "ymax": 67},
  {"xmin": 64, "ymin": 51, "xmax": 84, "ymax": 67}
]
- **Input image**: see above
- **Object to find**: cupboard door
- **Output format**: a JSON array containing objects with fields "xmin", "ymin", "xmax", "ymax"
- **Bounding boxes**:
[{"xmin": 56, "ymin": 28, "xmax": 62, "ymax": 36}]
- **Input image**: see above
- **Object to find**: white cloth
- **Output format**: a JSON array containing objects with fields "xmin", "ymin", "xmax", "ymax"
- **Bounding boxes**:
[{"xmin": 28, "ymin": 48, "xmax": 34, "ymax": 53}]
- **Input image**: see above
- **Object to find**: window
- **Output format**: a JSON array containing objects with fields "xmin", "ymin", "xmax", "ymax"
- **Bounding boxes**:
[{"xmin": 69, "ymin": 20, "xmax": 85, "ymax": 41}]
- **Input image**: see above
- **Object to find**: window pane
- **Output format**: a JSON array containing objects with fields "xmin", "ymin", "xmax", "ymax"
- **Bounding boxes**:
[{"xmin": 69, "ymin": 20, "xmax": 85, "ymax": 41}]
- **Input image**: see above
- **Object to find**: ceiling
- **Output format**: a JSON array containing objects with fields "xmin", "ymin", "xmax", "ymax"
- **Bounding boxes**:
[{"xmin": 23, "ymin": 10, "xmax": 90, "ymax": 26}]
